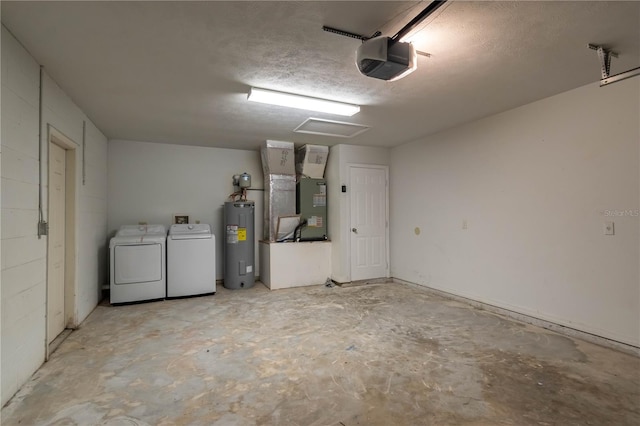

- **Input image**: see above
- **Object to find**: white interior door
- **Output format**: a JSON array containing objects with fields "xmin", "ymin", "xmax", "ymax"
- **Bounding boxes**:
[
  {"xmin": 48, "ymin": 142, "xmax": 66, "ymax": 343},
  {"xmin": 349, "ymin": 165, "xmax": 388, "ymax": 281}
]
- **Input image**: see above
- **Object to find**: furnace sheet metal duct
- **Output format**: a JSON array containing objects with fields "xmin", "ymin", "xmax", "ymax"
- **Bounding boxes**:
[
  {"xmin": 261, "ymin": 140, "xmax": 297, "ymax": 241},
  {"xmin": 263, "ymin": 174, "xmax": 296, "ymax": 241},
  {"xmin": 295, "ymin": 144, "xmax": 329, "ymax": 178},
  {"xmin": 261, "ymin": 140, "xmax": 295, "ymax": 176}
]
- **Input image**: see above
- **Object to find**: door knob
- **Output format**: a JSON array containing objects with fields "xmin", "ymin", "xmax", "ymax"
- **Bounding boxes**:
[{"xmin": 352, "ymin": 228, "xmax": 358, "ymax": 234}]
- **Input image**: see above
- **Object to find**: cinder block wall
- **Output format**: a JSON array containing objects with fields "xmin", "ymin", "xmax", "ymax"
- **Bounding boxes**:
[{"xmin": 1, "ymin": 26, "xmax": 108, "ymax": 406}]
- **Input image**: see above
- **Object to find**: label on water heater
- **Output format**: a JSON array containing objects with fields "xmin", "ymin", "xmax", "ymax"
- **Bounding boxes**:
[
  {"xmin": 238, "ymin": 228, "xmax": 247, "ymax": 241},
  {"xmin": 226, "ymin": 225, "xmax": 238, "ymax": 244}
]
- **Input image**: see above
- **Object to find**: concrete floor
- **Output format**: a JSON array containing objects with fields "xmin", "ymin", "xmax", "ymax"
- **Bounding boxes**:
[{"xmin": 2, "ymin": 281, "xmax": 639, "ymax": 425}]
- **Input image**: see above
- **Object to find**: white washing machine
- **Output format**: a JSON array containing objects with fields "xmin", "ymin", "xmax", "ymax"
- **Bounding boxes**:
[
  {"xmin": 110, "ymin": 224, "xmax": 167, "ymax": 304},
  {"xmin": 167, "ymin": 224, "xmax": 216, "ymax": 297}
]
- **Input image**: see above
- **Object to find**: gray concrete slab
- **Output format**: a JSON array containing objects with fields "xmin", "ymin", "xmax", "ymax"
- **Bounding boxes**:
[{"xmin": 2, "ymin": 282, "xmax": 639, "ymax": 425}]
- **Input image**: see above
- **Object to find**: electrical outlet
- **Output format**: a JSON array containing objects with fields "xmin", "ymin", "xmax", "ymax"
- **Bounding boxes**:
[
  {"xmin": 462, "ymin": 220, "xmax": 468, "ymax": 230},
  {"xmin": 604, "ymin": 221, "xmax": 614, "ymax": 235}
]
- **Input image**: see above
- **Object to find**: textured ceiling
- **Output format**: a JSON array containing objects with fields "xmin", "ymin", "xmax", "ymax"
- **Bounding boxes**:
[{"xmin": 2, "ymin": 1, "xmax": 639, "ymax": 151}]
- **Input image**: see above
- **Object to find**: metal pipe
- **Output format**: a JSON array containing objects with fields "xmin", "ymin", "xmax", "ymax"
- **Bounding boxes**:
[
  {"xmin": 37, "ymin": 66, "xmax": 50, "ymax": 361},
  {"xmin": 82, "ymin": 120, "xmax": 86, "ymax": 185},
  {"xmin": 38, "ymin": 66, "xmax": 45, "ymax": 238}
]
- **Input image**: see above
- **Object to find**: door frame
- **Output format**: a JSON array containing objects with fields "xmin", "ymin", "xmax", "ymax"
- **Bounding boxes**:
[
  {"xmin": 347, "ymin": 163, "xmax": 390, "ymax": 282},
  {"xmin": 46, "ymin": 125, "xmax": 78, "ymax": 358}
]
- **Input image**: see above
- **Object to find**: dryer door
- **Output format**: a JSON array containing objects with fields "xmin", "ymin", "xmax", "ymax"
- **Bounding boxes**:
[{"xmin": 114, "ymin": 243, "xmax": 162, "ymax": 285}]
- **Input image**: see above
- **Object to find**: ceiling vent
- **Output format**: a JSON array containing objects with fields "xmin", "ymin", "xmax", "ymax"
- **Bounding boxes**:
[{"xmin": 294, "ymin": 118, "xmax": 370, "ymax": 138}]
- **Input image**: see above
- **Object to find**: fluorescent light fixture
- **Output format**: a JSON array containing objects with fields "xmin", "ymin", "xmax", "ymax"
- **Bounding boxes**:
[{"xmin": 247, "ymin": 87, "xmax": 360, "ymax": 116}]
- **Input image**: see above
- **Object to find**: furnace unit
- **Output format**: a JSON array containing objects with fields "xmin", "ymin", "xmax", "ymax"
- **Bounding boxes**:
[{"xmin": 296, "ymin": 178, "xmax": 327, "ymax": 241}]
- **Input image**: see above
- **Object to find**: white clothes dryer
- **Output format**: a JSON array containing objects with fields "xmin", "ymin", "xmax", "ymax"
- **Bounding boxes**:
[
  {"xmin": 167, "ymin": 224, "xmax": 216, "ymax": 297},
  {"xmin": 110, "ymin": 224, "xmax": 167, "ymax": 304}
]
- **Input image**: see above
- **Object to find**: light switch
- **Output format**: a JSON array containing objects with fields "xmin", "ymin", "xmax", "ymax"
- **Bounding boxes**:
[{"xmin": 604, "ymin": 221, "xmax": 614, "ymax": 235}]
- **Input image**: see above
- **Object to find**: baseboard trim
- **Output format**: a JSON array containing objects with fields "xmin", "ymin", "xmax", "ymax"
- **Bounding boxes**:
[
  {"xmin": 392, "ymin": 278, "xmax": 640, "ymax": 357},
  {"xmin": 48, "ymin": 328, "xmax": 73, "ymax": 358},
  {"xmin": 337, "ymin": 277, "xmax": 390, "ymax": 288}
]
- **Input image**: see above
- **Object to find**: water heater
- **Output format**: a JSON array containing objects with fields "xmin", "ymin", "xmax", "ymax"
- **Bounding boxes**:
[{"xmin": 224, "ymin": 201, "xmax": 255, "ymax": 289}]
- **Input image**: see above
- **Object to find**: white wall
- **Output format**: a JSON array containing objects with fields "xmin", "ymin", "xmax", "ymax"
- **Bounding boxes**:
[
  {"xmin": 1, "ymin": 26, "xmax": 108, "ymax": 406},
  {"xmin": 108, "ymin": 140, "xmax": 264, "ymax": 280},
  {"xmin": 390, "ymin": 79, "xmax": 640, "ymax": 347},
  {"xmin": 326, "ymin": 144, "xmax": 389, "ymax": 283}
]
